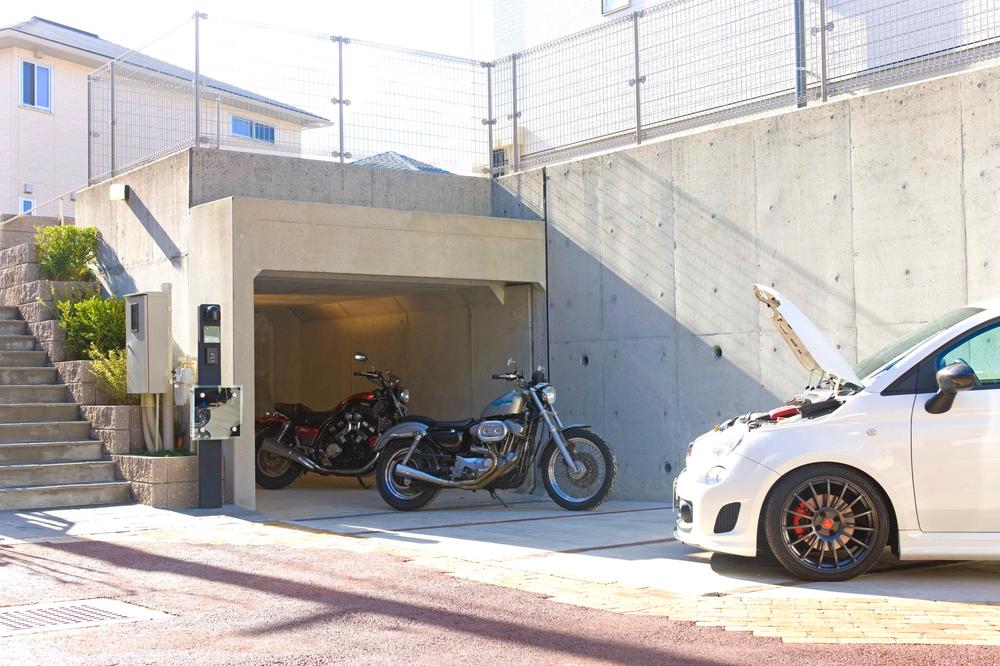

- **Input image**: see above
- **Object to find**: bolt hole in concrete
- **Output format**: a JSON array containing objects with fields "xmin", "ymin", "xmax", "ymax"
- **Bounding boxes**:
[
  {"xmin": 580, "ymin": 354, "xmax": 590, "ymax": 367},
  {"xmin": 711, "ymin": 345, "xmax": 723, "ymax": 359},
  {"xmin": 663, "ymin": 462, "xmax": 672, "ymax": 474}
]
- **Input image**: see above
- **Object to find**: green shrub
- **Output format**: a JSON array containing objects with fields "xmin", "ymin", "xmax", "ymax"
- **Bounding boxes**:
[
  {"xmin": 35, "ymin": 226, "xmax": 99, "ymax": 281},
  {"xmin": 56, "ymin": 295, "xmax": 125, "ymax": 359},
  {"xmin": 89, "ymin": 347, "xmax": 138, "ymax": 405}
]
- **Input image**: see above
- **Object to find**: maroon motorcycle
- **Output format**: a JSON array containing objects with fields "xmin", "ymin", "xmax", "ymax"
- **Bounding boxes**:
[{"xmin": 254, "ymin": 353, "xmax": 413, "ymax": 489}]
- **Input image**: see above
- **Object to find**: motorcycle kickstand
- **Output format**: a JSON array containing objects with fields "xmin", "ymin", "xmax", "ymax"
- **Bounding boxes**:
[
  {"xmin": 357, "ymin": 477, "xmax": 370, "ymax": 490},
  {"xmin": 488, "ymin": 490, "xmax": 508, "ymax": 508}
]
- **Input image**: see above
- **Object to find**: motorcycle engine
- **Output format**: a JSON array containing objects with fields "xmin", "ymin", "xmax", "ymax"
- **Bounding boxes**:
[
  {"xmin": 317, "ymin": 408, "xmax": 377, "ymax": 468},
  {"xmin": 451, "ymin": 420, "xmax": 523, "ymax": 481}
]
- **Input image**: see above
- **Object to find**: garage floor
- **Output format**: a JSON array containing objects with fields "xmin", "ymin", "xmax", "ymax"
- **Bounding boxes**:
[{"xmin": 254, "ymin": 483, "xmax": 1000, "ymax": 645}]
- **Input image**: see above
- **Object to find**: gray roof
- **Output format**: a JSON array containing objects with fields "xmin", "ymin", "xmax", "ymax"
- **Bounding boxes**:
[
  {"xmin": 352, "ymin": 151, "xmax": 451, "ymax": 174},
  {"xmin": 7, "ymin": 17, "xmax": 329, "ymax": 126}
]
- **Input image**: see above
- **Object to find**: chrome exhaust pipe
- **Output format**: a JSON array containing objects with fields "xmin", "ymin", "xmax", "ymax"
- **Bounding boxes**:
[
  {"xmin": 260, "ymin": 436, "xmax": 325, "ymax": 473},
  {"xmin": 394, "ymin": 446, "xmax": 521, "ymax": 489}
]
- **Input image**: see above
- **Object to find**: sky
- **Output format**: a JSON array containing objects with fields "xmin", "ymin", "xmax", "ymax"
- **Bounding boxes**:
[{"xmin": 1, "ymin": 0, "xmax": 494, "ymax": 59}]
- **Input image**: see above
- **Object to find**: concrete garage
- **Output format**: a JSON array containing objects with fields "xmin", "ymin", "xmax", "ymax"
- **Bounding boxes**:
[{"xmin": 77, "ymin": 149, "xmax": 545, "ymax": 509}]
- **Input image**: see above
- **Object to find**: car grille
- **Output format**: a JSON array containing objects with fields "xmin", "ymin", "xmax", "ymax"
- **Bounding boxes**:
[
  {"xmin": 713, "ymin": 502, "xmax": 741, "ymax": 534},
  {"xmin": 678, "ymin": 499, "xmax": 694, "ymax": 525}
]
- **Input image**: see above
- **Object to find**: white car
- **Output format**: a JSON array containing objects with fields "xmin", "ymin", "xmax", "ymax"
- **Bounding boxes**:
[{"xmin": 674, "ymin": 284, "xmax": 1000, "ymax": 581}]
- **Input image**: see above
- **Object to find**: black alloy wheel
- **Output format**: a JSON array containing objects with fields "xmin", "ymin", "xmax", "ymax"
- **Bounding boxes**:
[{"xmin": 764, "ymin": 464, "xmax": 890, "ymax": 582}]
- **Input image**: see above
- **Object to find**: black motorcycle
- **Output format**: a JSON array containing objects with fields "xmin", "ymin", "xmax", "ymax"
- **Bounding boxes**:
[
  {"xmin": 373, "ymin": 363, "xmax": 617, "ymax": 511},
  {"xmin": 254, "ymin": 353, "xmax": 412, "ymax": 489}
]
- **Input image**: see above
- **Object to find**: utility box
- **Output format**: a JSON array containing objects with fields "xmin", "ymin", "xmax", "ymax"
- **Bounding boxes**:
[{"xmin": 125, "ymin": 291, "xmax": 170, "ymax": 393}]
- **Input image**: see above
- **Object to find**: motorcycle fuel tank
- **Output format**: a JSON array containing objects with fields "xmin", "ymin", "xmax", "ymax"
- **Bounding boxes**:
[{"xmin": 481, "ymin": 390, "xmax": 527, "ymax": 418}]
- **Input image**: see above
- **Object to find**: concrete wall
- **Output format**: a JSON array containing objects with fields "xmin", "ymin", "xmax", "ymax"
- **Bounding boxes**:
[
  {"xmin": 190, "ymin": 149, "xmax": 493, "ymax": 214},
  {"xmin": 494, "ymin": 64, "xmax": 1000, "ymax": 501}
]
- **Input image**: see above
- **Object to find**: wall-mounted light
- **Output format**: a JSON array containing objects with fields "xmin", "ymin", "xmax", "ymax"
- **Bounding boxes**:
[
  {"xmin": 23, "ymin": 183, "xmax": 32, "ymax": 194},
  {"xmin": 109, "ymin": 183, "xmax": 130, "ymax": 201}
]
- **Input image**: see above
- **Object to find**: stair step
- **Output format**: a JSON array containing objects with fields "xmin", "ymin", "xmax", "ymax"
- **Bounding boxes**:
[
  {"xmin": 0, "ymin": 320, "xmax": 27, "ymax": 335},
  {"xmin": 0, "ymin": 481, "xmax": 132, "ymax": 510},
  {"xmin": 0, "ymin": 335, "xmax": 36, "ymax": 351},
  {"xmin": 0, "ymin": 367, "xmax": 58, "ymax": 385},
  {"xmin": 0, "ymin": 307, "xmax": 19, "ymax": 321},
  {"xmin": 0, "ymin": 403, "xmax": 80, "ymax": 423},
  {"xmin": 0, "ymin": 460, "xmax": 116, "ymax": 487},
  {"xmin": 0, "ymin": 351, "xmax": 48, "ymax": 367},
  {"xmin": 0, "ymin": 440, "xmax": 103, "ymax": 464},
  {"xmin": 0, "ymin": 421, "xmax": 91, "ymax": 444},
  {"xmin": 0, "ymin": 385, "xmax": 70, "ymax": 404}
]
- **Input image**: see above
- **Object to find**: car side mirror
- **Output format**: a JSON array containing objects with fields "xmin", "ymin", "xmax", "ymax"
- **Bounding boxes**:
[
  {"xmin": 354, "ymin": 353, "xmax": 368, "ymax": 362},
  {"xmin": 925, "ymin": 362, "xmax": 976, "ymax": 414}
]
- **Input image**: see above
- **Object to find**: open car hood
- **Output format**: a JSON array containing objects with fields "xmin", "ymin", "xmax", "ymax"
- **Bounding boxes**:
[{"xmin": 754, "ymin": 284, "xmax": 862, "ymax": 387}]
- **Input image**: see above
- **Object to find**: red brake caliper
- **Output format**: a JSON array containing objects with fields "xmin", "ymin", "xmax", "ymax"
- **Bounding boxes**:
[{"xmin": 792, "ymin": 501, "xmax": 812, "ymax": 539}]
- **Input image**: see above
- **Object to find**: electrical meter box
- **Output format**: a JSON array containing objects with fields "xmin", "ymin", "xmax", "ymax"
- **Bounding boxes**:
[{"xmin": 125, "ymin": 291, "xmax": 170, "ymax": 393}]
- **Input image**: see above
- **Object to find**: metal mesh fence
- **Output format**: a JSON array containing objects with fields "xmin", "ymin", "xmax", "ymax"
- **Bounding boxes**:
[
  {"xmin": 89, "ymin": 2, "xmax": 1000, "ymax": 184},
  {"xmin": 88, "ymin": 18, "xmax": 197, "ymax": 183}
]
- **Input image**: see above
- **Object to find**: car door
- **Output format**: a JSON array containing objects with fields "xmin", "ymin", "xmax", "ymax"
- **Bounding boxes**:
[{"xmin": 910, "ymin": 321, "xmax": 1000, "ymax": 532}]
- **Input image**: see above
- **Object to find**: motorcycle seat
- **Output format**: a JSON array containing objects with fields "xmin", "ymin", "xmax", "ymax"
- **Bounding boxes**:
[
  {"xmin": 273, "ymin": 402, "xmax": 338, "ymax": 428},
  {"xmin": 424, "ymin": 418, "xmax": 475, "ymax": 432}
]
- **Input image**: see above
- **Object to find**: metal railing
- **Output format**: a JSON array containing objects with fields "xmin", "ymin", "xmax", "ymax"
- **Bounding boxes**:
[{"xmin": 88, "ymin": 2, "xmax": 1000, "ymax": 184}]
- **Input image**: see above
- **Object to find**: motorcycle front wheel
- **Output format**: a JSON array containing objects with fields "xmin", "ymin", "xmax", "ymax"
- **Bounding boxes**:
[
  {"xmin": 540, "ymin": 428, "xmax": 616, "ymax": 511},
  {"xmin": 255, "ymin": 425, "xmax": 303, "ymax": 490},
  {"xmin": 375, "ymin": 439, "xmax": 441, "ymax": 511}
]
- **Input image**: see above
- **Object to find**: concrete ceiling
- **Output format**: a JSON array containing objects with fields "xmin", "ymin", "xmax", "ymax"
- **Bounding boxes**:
[{"xmin": 253, "ymin": 271, "xmax": 512, "ymax": 320}]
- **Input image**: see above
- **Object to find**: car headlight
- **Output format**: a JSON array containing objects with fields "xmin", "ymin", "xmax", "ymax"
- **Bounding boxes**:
[
  {"xmin": 705, "ymin": 465, "xmax": 728, "ymax": 485},
  {"xmin": 540, "ymin": 385, "xmax": 557, "ymax": 404},
  {"xmin": 399, "ymin": 388, "xmax": 410, "ymax": 404}
]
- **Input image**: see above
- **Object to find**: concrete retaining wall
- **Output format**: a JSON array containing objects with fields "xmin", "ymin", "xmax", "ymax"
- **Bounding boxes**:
[{"xmin": 495, "ymin": 65, "xmax": 1000, "ymax": 500}]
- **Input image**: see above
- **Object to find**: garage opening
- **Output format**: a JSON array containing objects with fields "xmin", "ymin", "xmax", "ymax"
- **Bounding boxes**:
[{"xmin": 251, "ymin": 271, "xmax": 544, "ymax": 516}]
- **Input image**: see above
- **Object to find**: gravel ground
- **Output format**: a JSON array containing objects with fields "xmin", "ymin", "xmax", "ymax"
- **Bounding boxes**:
[{"xmin": 2, "ymin": 529, "xmax": 998, "ymax": 665}]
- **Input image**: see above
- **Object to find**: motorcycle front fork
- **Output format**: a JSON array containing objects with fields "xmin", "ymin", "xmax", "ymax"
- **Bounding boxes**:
[{"xmin": 531, "ymin": 392, "xmax": 583, "ymax": 474}]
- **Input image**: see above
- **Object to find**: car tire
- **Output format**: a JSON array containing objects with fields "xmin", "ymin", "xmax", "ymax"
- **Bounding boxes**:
[{"xmin": 763, "ymin": 464, "xmax": 890, "ymax": 582}]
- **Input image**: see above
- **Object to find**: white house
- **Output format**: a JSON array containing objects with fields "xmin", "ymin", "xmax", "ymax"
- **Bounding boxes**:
[{"xmin": 0, "ymin": 17, "xmax": 330, "ymax": 217}]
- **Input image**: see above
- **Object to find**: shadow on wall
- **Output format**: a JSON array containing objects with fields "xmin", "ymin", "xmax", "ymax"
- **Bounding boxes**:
[{"xmin": 492, "ymin": 134, "xmax": 871, "ymax": 501}]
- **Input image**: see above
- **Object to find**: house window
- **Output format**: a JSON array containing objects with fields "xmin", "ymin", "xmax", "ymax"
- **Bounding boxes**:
[
  {"xmin": 602, "ymin": 0, "xmax": 629, "ymax": 15},
  {"xmin": 19, "ymin": 197, "xmax": 35, "ymax": 215},
  {"xmin": 231, "ymin": 116, "xmax": 275, "ymax": 144},
  {"xmin": 21, "ymin": 61, "xmax": 51, "ymax": 111}
]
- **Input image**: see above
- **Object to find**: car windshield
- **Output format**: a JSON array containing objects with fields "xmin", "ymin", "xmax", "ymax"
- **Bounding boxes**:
[{"xmin": 854, "ymin": 307, "xmax": 984, "ymax": 380}]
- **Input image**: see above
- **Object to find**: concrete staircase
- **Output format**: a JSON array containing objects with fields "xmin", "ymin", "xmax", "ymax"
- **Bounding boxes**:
[{"xmin": 0, "ymin": 305, "xmax": 130, "ymax": 510}]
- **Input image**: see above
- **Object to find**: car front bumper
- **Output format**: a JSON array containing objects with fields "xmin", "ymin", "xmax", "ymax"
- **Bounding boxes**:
[{"xmin": 673, "ymin": 452, "xmax": 779, "ymax": 558}]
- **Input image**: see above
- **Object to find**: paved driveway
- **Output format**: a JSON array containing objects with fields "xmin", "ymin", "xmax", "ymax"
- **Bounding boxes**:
[{"xmin": 257, "ymin": 485, "xmax": 1000, "ymax": 645}]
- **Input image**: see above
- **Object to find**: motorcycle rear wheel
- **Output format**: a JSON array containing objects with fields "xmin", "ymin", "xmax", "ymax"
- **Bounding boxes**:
[
  {"xmin": 540, "ymin": 428, "xmax": 616, "ymax": 511},
  {"xmin": 255, "ymin": 425, "xmax": 304, "ymax": 490},
  {"xmin": 376, "ymin": 439, "xmax": 441, "ymax": 511}
]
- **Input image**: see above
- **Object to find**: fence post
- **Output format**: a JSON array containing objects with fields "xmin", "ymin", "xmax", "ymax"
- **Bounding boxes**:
[
  {"xmin": 330, "ymin": 36, "xmax": 352, "ymax": 163},
  {"xmin": 482, "ymin": 62, "xmax": 495, "ymax": 176},
  {"xmin": 109, "ymin": 61, "xmax": 116, "ymax": 177},
  {"xmin": 794, "ymin": 0, "xmax": 807, "ymax": 107},
  {"xmin": 86, "ymin": 75, "xmax": 92, "ymax": 183},
  {"xmin": 630, "ymin": 11, "xmax": 645, "ymax": 144},
  {"xmin": 194, "ymin": 11, "xmax": 203, "ymax": 147},
  {"xmin": 819, "ymin": 0, "xmax": 829, "ymax": 102},
  {"xmin": 511, "ymin": 54, "xmax": 520, "ymax": 172}
]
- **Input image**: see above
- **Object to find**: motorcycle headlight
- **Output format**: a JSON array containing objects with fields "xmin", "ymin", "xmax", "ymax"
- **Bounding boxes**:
[
  {"xmin": 705, "ymin": 465, "xmax": 728, "ymax": 485},
  {"xmin": 399, "ymin": 388, "xmax": 410, "ymax": 404},
  {"xmin": 540, "ymin": 385, "xmax": 557, "ymax": 404}
]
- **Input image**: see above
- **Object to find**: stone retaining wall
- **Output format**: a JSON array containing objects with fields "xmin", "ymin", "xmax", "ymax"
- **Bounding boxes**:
[
  {"xmin": 114, "ymin": 453, "xmax": 198, "ymax": 509},
  {"xmin": 81, "ymin": 404, "xmax": 142, "ymax": 455}
]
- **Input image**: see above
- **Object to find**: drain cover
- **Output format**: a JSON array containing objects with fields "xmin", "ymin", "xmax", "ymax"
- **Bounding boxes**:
[{"xmin": 0, "ymin": 599, "xmax": 168, "ymax": 636}]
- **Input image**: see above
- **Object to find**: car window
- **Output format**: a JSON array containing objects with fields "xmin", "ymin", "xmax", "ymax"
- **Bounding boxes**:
[
  {"xmin": 855, "ymin": 306, "xmax": 983, "ymax": 380},
  {"xmin": 938, "ymin": 322, "xmax": 1000, "ymax": 387}
]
